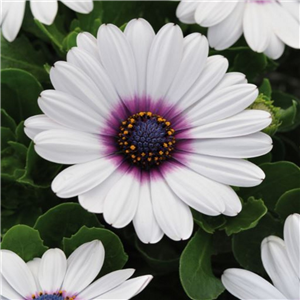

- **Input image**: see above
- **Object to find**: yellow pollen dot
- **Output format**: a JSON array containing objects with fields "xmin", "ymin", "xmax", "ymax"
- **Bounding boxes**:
[
  {"xmin": 149, "ymin": 152, "xmax": 153, "ymax": 156},
  {"xmin": 168, "ymin": 142, "xmax": 172, "ymax": 145},
  {"xmin": 159, "ymin": 151, "xmax": 164, "ymax": 155},
  {"xmin": 165, "ymin": 121, "xmax": 171, "ymax": 126},
  {"xmin": 130, "ymin": 118, "xmax": 135, "ymax": 123},
  {"xmin": 124, "ymin": 131, "xmax": 128, "ymax": 135},
  {"xmin": 130, "ymin": 145, "xmax": 136, "ymax": 150},
  {"xmin": 32, "ymin": 295, "xmax": 36, "ymax": 299},
  {"xmin": 141, "ymin": 152, "xmax": 146, "ymax": 157},
  {"xmin": 126, "ymin": 150, "xmax": 130, "ymax": 153},
  {"xmin": 147, "ymin": 112, "xmax": 152, "ymax": 117},
  {"xmin": 137, "ymin": 157, "xmax": 141, "ymax": 161},
  {"xmin": 131, "ymin": 155, "xmax": 136, "ymax": 159},
  {"xmin": 122, "ymin": 137, "xmax": 126, "ymax": 140},
  {"xmin": 167, "ymin": 131, "xmax": 172, "ymax": 135},
  {"xmin": 122, "ymin": 121, "xmax": 127, "ymax": 125},
  {"xmin": 155, "ymin": 157, "xmax": 159, "ymax": 161},
  {"xmin": 128, "ymin": 124, "xmax": 133, "ymax": 128},
  {"xmin": 157, "ymin": 117, "xmax": 163, "ymax": 122},
  {"xmin": 163, "ymin": 143, "xmax": 168, "ymax": 148},
  {"xmin": 148, "ymin": 158, "xmax": 152, "ymax": 162},
  {"xmin": 139, "ymin": 112, "xmax": 145, "ymax": 116}
]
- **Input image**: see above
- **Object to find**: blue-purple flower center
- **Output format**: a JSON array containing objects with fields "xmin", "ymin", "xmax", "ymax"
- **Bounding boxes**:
[
  {"xmin": 118, "ymin": 112, "xmax": 176, "ymax": 169},
  {"xmin": 32, "ymin": 292, "xmax": 74, "ymax": 300}
]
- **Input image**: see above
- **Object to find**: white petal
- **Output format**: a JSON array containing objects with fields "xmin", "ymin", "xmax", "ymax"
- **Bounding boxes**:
[
  {"xmin": 27, "ymin": 258, "xmax": 42, "ymax": 291},
  {"xmin": 124, "ymin": 18, "xmax": 155, "ymax": 97},
  {"xmin": 178, "ymin": 55, "xmax": 228, "ymax": 111},
  {"xmin": 195, "ymin": 1, "xmax": 238, "ymax": 27},
  {"xmin": 51, "ymin": 157, "xmax": 121, "ymax": 198},
  {"xmin": 34, "ymin": 129, "xmax": 103, "ymax": 165},
  {"xmin": 38, "ymin": 90, "xmax": 104, "ymax": 134},
  {"xmin": 97, "ymin": 275, "xmax": 153, "ymax": 299},
  {"xmin": 60, "ymin": 0, "xmax": 93, "ymax": 14},
  {"xmin": 284, "ymin": 213, "xmax": 300, "ymax": 278},
  {"xmin": 166, "ymin": 33, "xmax": 209, "ymax": 106},
  {"xmin": 176, "ymin": 152, "xmax": 265, "ymax": 187},
  {"xmin": 215, "ymin": 72, "xmax": 247, "ymax": 90},
  {"xmin": 146, "ymin": 23, "xmax": 183, "ymax": 101},
  {"xmin": 24, "ymin": 115, "xmax": 66, "ymax": 140},
  {"xmin": 261, "ymin": 236, "xmax": 299, "ymax": 299},
  {"xmin": 38, "ymin": 249, "xmax": 67, "ymax": 293},
  {"xmin": 264, "ymin": 31, "xmax": 285, "ymax": 59},
  {"xmin": 1, "ymin": 1, "xmax": 26, "ymax": 42},
  {"xmin": 176, "ymin": 0, "xmax": 198, "ymax": 24},
  {"xmin": 97, "ymin": 24, "xmax": 137, "ymax": 99},
  {"xmin": 278, "ymin": 0, "xmax": 300, "ymax": 21},
  {"xmin": 49, "ymin": 62, "xmax": 110, "ymax": 121},
  {"xmin": 76, "ymin": 32, "xmax": 100, "ymax": 61},
  {"xmin": 67, "ymin": 47, "xmax": 120, "ymax": 108},
  {"xmin": 103, "ymin": 170, "xmax": 140, "ymax": 228},
  {"xmin": 243, "ymin": 2, "xmax": 271, "ymax": 52},
  {"xmin": 30, "ymin": 0, "xmax": 58, "ymax": 25},
  {"xmin": 186, "ymin": 83, "xmax": 259, "ymax": 127},
  {"xmin": 63, "ymin": 241, "xmax": 105, "ymax": 294},
  {"xmin": 150, "ymin": 176, "xmax": 193, "ymax": 241},
  {"xmin": 78, "ymin": 269, "xmax": 135, "ymax": 299},
  {"xmin": 133, "ymin": 180, "xmax": 164, "ymax": 244},
  {"xmin": 222, "ymin": 268, "xmax": 287, "ymax": 299},
  {"xmin": 180, "ymin": 132, "xmax": 272, "ymax": 159},
  {"xmin": 78, "ymin": 169, "xmax": 125, "ymax": 213},
  {"xmin": 268, "ymin": 2, "xmax": 300, "ymax": 49},
  {"xmin": 208, "ymin": 2, "xmax": 245, "ymax": 50},
  {"xmin": 0, "ymin": 272, "xmax": 22, "ymax": 300},
  {"xmin": 162, "ymin": 164, "xmax": 241, "ymax": 216},
  {"xmin": 1, "ymin": 250, "xmax": 36, "ymax": 298},
  {"xmin": 181, "ymin": 110, "xmax": 272, "ymax": 138}
]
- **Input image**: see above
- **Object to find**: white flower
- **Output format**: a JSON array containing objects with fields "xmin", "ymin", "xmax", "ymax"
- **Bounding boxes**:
[
  {"xmin": 221, "ymin": 213, "xmax": 300, "ymax": 299},
  {"xmin": 0, "ymin": 0, "xmax": 94, "ymax": 42},
  {"xmin": 1, "ymin": 240, "xmax": 152, "ymax": 300},
  {"xmin": 176, "ymin": 0, "xmax": 300, "ymax": 59},
  {"xmin": 25, "ymin": 19, "xmax": 272, "ymax": 243}
]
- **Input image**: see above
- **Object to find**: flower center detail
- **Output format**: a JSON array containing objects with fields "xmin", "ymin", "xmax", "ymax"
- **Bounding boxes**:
[
  {"xmin": 32, "ymin": 292, "xmax": 75, "ymax": 300},
  {"xmin": 117, "ymin": 112, "xmax": 176, "ymax": 169}
]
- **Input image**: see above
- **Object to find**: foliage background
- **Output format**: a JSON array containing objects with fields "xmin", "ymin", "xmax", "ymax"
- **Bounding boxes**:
[{"xmin": 1, "ymin": 1, "xmax": 300, "ymax": 299}]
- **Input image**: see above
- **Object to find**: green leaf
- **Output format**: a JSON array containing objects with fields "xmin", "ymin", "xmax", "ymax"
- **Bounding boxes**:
[
  {"xmin": 1, "ymin": 35, "xmax": 48, "ymax": 82},
  {"xmin": 135, "ymin": 237, "xmax": 182, "ymax": 274},
  {"xmin": 275, "ymin": 188, "xmax": 300, "ymax": 220},
  {"xmin": 15, "ymin": 121, "xmax": 30, "ymax": 146},
  {"xmin": 180, "ymin": 230, "xmax": 224, "ymax": 300},
  {"xmin": 34, "ymin": 19, "xmax": 66, "ymax": 54},
  {"xmin": 17, "ymin": 142, "xmax": 61, "ymax": 188},
  {"xmin": 63, "ymin": 226, "xmax": 128, "ymax": 276},
  {"xmin": 192, "ymin": 210, "xmax": 226, "ymax": 234},
  {"xmin": 232, "ymin": 213, "xmax": 282, "ymax": 274},
  {"xmin": 1, "ymin": 127, "xmax": 15, "ymax": 149},
  {"xmin": 259, "ymin": 79, "xmax": 272, "ymax": 98},
  {"xmin": 1, "ymin": 109, "xmax": 16, "ymax": 132},
  {"xmin": 1, "ymin": 225, "xmax": 48, "ymax": 262},
  {"xmin": 231, "ymin": 51, "xmax": 267, "ymax": 82},
  {"xmin": 62, "ymin": 30, "xmax": 79, "ymax": 52},
  {"xmin": 1, "ymin": 69, "xmax": 42, "ymax": 124},
  {"xmin": 1, "ymin": 206, "xmax": 42, "ymax": 235},
  {"xmin": 278, "ymin": 100, "xmax": 297, "ymax": 132},
  {"xmin": 34, "ymin": 203, "xmax": 102, "ymax": 248},
  {"xmin": 223, "ymin": 197, "xmax": 267, "ymax": 235},
  {"xmin": 238, "ymin": 162, "xmax": 300, "ymax": 210},
  {"xmin": 272, "ymin": 90, "xmax": 300, "ymax": 131}
]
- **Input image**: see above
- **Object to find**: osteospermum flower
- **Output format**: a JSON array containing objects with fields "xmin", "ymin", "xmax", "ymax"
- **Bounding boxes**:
[
  {"xmin": 222, "ymin": 213, "xmax": 300, "ymax": 299},
  {"xmin": 24, "ymin": 19, "xmax": 272, "ymax": 243},
  {"xmin": 0, "ymin": 0, "xmax": 93, "ymax": 42},
  {"xmin": 176, "ymin": 0, "xmax": 300, "ymax": 59},
  {"xmin": 1, "ymin": 240, "xmax": 152, "ymax": 300}
]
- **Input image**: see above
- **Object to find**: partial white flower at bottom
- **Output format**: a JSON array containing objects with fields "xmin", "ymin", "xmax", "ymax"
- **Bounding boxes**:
[
  {"xmin": 176, "ymin": 0, "xmax": 300, "ymax": 59},
  {"xmin": 1, "ymin": 0, "xmax": 94, "ymax": 42},
  {"xmin": 222, "ymin": 213, "xmax": 300, "ymax": 299},
  {"xmin": 25, "ymin": 19, "xmax": 272, "ymax": 244},
  {"xmin": 1, "ymin": 240, "xmax": 152, "ymax": 300}
]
